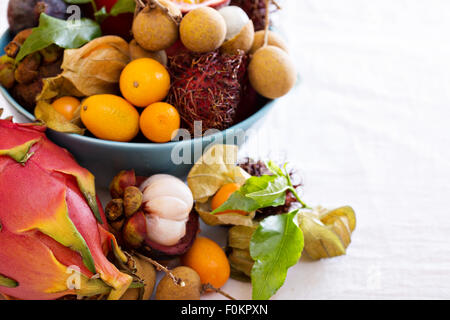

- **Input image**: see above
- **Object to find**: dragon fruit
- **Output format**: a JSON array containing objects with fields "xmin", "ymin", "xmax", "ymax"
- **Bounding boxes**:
[{"xmin": 0, "ymin": 116, "xmax": 132, "ymax": 300}]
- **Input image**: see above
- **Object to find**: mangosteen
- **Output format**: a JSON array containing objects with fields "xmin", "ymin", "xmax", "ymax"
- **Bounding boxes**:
[
  {"xmin": 108, "ymin": 171, "xmax": 199, "ymax": 260},
  {"xmin": 7, "ymin": 0, "xmax": 68, "ymax": 35}
]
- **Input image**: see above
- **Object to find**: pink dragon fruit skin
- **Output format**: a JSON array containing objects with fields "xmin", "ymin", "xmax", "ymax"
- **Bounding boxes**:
[{"xmin": 0, "ymin": 118, "xmax": 132, "ymax": 300}]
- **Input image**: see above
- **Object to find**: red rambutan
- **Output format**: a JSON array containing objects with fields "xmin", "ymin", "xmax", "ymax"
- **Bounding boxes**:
[{"xmin": 166, "ymin": 50, "xmax": 248, "ymax": 134}]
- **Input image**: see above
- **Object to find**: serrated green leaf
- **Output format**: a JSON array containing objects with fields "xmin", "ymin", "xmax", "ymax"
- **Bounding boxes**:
[
  {"xmin": 250, "ymin": 210, "xmax": 304, "ymax": 300},
  {"xmin": 16, "ymin": 14, "xmax": 101, "ymax": 62}
]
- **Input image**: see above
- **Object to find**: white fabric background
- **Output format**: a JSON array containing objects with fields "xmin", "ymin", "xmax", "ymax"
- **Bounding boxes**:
[{"xmin": 1, "ymin": 1, "xmax": 450, "ymax": 299}]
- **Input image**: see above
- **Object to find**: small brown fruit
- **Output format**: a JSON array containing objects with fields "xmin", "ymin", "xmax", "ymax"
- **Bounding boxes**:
[
  {"xmin": 121, "ymin": 256, "xmax": 156, "ymax": 300},
  {"xmin": 129, "ymin": 40, "xmax": 168, "ymax": 66},
  {"xmin": 250, "ymin": 30, "xmax": 288, "ymax": 55},
  {"xmin": 132, "ymin": 0, "xmax": 181, "ymax": 51},
  {"xmin": 221, "ymin": 20, "xmax": 254, "ymax": 54},
  {"xmin": 123, "ymin": 186, "xmax": 143, "ymax": 217},
  {"xmin": 155, "ymin": 266, "xmax": 201, "ymax": 300},
  {"xmin": 110, "ymin": 218, "xmax": 125, "ymax": 233},
  {"xmin": 15, "ymin": 52, "xmax": 41, "ymax": 85},
  {"xmin": 219, "ymin": 6, "xmax": 254, "ymax": 54},
  {"xmin": 109, "ymin": 169, "xmax": 136, "ymax": 199},
  {"xmin": 105, "ymin": 198, "xmax": 124, "ymax": 221},
  {"xmin": 248, "ymin": 46, "xmax": 296, "ymax": 99},
  {"xmin": 0, "ymin": 55, "xmax": 16, "ymax": 89},
  {"xmin": 180, "ymin": 7, "xmax": 226, "ymax": 53}
]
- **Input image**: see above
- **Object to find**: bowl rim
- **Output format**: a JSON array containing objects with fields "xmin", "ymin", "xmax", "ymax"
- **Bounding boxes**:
[{"xmin": 0, "ymin": 29, "xmax": 275, "ymax": 149}]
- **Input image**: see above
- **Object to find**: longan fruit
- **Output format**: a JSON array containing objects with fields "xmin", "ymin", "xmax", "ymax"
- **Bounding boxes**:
[{"xmin": 155, "ymin": 266, "xmax": 202, "ymax": 300}]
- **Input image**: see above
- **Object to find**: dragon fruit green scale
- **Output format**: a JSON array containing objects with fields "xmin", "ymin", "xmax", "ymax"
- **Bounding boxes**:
[{"xmin": 0, "ymin": 118, "xmax": 132, "ymax": 300}]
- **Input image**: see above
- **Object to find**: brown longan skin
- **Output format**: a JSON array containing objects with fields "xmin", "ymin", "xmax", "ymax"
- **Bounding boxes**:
[
  {"xmin": 155, "ymin": 266, "xmax": 202, "ymax": 300},
  {"xmin": 221, "ymin": 20, "xmax": 255, "ymax": 55},
  {"xmin": 121, "ymin": 256, "xmax": 156, "ymax": 300},
  {"xmin": 180, "ymin": 7, "xmax": 227, "ymax": 53},
  {"xmin": 250, "ymin": 31, "xmax": 288, "ymax": 55},
  {"xmin": 132, "ymin": 9, "xmax": 179, "ymax": 52},
  {"xmin": 249, "ymin": 46, "xmax": 296, "ymax": 99},
  {"xmin": 129, "ymin": 40, "xmax": 168, "ymax": 66}
]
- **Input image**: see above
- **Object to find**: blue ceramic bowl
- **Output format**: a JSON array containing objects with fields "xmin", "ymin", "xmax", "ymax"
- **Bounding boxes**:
[{"xmin": 0, "ymin": 30, "xmax": 275, "ymax": 187}]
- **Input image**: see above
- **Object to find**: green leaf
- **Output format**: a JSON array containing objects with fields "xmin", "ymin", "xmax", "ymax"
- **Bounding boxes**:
[
  {"xmin": 246, "ymin": 176, "xmax": 289, "ymax": 208},
  {"xmin": 16, "ymin": 14, "xmax": 101, "ymax": 62},
  {"xmin": 211, "ymin": 174, "xmax": 289, "ymax": 214},
  {"xmin": 265, "ymin": 160, "xmax": 285, "ymax": 176},
  {"xmin": 93, "ymin": 6, "xmax": 109, "ymax": 24},
  {"xmin": 110, "ymin": 0, "xmax": 136, "ymax": 16},
  {"xmin": 250, "ymin": 210, "xmax": 304, "ymax": 300},
  {"xmin": 0, "ymin": 274, "xmax": 18, "ymax": 288}
]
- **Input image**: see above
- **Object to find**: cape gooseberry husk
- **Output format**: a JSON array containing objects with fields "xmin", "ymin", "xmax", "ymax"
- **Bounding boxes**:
[
  {"xmin": 250, "ymin": 30, "xmax": 288, "ymax": 55},
  {"xmin": 155, "ymin": 266, "xmax": 201, "ymax": 300},
  {"xmin": 129, "ymin": 40, "xmax": 168, "ymax": 66},
  {"xmin": 219, "ymin": 6, "xmax": 255, "ymax": 54},
  {"xmin": 248, "ymin": 45, "xmax": 296, "ymax": 99},
  {"xmin": 132, "ymin": 0, "xmax": 182, "ymax": 51},
  {"xmin": 180, "ymin": 7, "xmax": 227, "ymax": 53}
]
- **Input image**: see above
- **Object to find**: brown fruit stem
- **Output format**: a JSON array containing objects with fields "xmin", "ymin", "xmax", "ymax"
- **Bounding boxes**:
[
  {"xmin": 263, "ymin": 0, "xmax": 283, "ymax": 47},
  {"xmin": 135, "ymin": 252, "xmax": 185, "ymax": 287},
  {"xmin": 271, "ymin": 0, "xmax": 282, "ymax": 10},
  {"xmin": 263, "ymin": 0, "xmax": 271, "ymax": 47},
  {"xmin": 202, "ymin": 283, "xmax": 237, "ymax": 301},
  {"xmin": 134, "ymin": 0, "xmax": 181, "ymax": 24}
]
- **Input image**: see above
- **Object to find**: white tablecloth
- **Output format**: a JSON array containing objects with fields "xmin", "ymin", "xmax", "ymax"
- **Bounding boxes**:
[{"xmin": 1, "ymin": 1, "xmax": 449, "ymax": 300}]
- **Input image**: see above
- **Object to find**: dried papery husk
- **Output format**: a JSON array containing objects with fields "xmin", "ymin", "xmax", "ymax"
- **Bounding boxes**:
[
  {"xmin": 227, "ymin": 224, "xmax": 257, "ymax": 280},
  {"xmin": 195, "ymin": 200, "xmax": 255, "ymax": 227},
  {"xmin": 39, "ymin": 36, "xmax": 130, "ymax": 99},
  {"xmin": 298, "ymin": 206, "xmax": 356, "ymax": 260},
  {"xmin": 188, "ymin": 144, "xmax": 249, "ymax": 202},
  {"xmin": 188, "ymin": 144, "xmax": 255, "ymax": 226},
  {"xmin": 34, "ymin": 100, "xmax": 85, "ymax": 134}
]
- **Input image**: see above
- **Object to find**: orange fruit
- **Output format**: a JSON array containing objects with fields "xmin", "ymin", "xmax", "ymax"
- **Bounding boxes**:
[
  {"xmin": 51, "ymin": 96, "xmax": 80, "ymax": 121},
  {"xmin": 181, "ymin": 237, "xmax": 230, "ymax": 288},
  {"xmin": 120, "ymin": 58, "xmax": 171, "ymax": 107},
  {"xmin": 80, "ymin": 94, "xmax": 140, "ymax": 142},
  {"xmin": 210, "ymin": 183, "xmax": 249, "ymax": 215},
  {"xmin": 139, "ymin": 102, "xmax": 180, "ymax": 143},
  {"xmin": 211, "ymin": 183, "xmax": 240, "ymax": 211}
]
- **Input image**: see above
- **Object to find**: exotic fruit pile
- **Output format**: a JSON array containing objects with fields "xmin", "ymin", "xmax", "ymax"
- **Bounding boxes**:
[
  {"xmin": 0, "ymin": 0, "xmax": 296, "ymax": 143},
  {"xmin": 0, "ymin": 109, "xmax": 357, "ymax": 300}
]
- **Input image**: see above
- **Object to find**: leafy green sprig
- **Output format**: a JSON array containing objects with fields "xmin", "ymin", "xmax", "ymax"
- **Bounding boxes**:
[
  {"xmin": 212, "ymin": 161, "xmax": 310, "ymax": 300},
  {"xmin": 211, "ymin": 161, "xmax": 310, "ymax": 215}
]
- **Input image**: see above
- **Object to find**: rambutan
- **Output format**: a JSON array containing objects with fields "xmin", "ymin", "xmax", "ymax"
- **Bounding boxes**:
[
  {"xmin": 166, "ymin": 50, "xmax": 248, "ymax": 134},
  {"xmin": 230, "ymin": 0, "xmax": 279, "ymax": 31}
]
